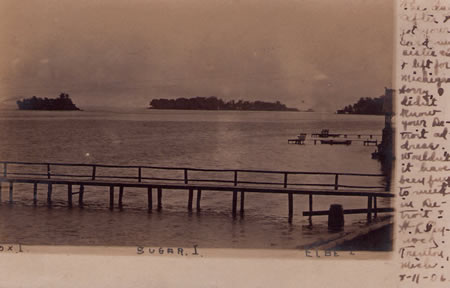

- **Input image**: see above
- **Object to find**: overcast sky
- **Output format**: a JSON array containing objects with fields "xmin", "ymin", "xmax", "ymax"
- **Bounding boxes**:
[{"xmin": 0, "ymin": 0, "xmax": 393, "ymax": 111}]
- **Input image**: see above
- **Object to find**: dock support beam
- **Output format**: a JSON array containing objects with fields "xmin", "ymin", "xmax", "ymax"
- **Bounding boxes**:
[
  {"xmin": 9, "ymin": 181, "xmax": 13, "ymax": 204},
  {"xmin": 232, "ymin": 190, "xmax": 237, "ymax": 217},
  {"xmin": 109, "ymin": 186, "xmax": 114, "ymax": 210},
  {"xmin": 374, "ymin": 196, "xmax": 377, "ymax": 218},
  {"xmin": 367, "ymin": 196, "xmax": 372, "ymax": 223},
  {"xmin": 47, "ymin": 183, "xmax": 53, "ymax": 206},
  {"xmin": 119, "ymin": 186, "xmax": 124, "ymax": 210},
  {"xmin": 240, "ymin": 191, "xmax": 245, "ymax": 216},
  {"xmin": 157, "ymin": 188, "xmax": 162, "ymax": 211},
  {"xmin": 147, "ymin": 187, "xmax": 152, "ymax": 212},
  {"xmin": 196, "ymin": 189, "xmax": 202, "ymax": 211},
  {"xmin": 309, "ymin": 194, "xmax": 313, "ymax": 226},
  {"xmin": 67, "ymin": 184, "xmax": 72, "ymax": 207},
  {"xmin": 288, "ymin": 192, "xmax": 293, "ymax": 223},
  {"xmin": 79, "ymin": 184, "xmax": 84, "ymax": 208},
  {"xmin": 188, "ymin": 188, "xmax": 193, "ymax": 211}
]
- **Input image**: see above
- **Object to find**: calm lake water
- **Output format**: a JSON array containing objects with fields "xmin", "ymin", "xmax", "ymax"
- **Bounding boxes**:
[{"xmin": 0, "ymin": 108, "xmax": 391, "ymax": 248}]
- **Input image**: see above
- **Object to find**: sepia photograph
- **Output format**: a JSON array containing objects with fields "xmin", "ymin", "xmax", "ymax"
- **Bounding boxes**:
[{"xmin": 0, "ymin": 0, "xmax": 395, "ymax": 252}]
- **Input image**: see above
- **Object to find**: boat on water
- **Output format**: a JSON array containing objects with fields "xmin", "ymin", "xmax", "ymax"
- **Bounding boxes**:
[{"xmin": 320, "ymin": 139, "xmax": 352, "ymax": 145}]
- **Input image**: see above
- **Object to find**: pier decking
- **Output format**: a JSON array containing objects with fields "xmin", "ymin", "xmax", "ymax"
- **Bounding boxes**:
[{"xmin": 0, "ymin": 161, "xmax": 394, "ymax": 224}]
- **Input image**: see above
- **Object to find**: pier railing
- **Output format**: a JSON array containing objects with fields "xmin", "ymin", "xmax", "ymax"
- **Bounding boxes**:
[
  {"xmin": 0, "ymin": 161, "xmax": 386, "ymax": 191},
  {"xmin": 0, "ymin": 161, "xmax": 393, "ymax": 224}
]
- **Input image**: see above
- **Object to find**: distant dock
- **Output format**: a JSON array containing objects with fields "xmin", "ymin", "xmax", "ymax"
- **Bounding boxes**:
[
  {"xmin": 0, "ymin": 161, "xmax": 394, "ymax": 225},
  {"xmin": 288, "ymin": 129, "xmax": 381, "ymax": 146}
]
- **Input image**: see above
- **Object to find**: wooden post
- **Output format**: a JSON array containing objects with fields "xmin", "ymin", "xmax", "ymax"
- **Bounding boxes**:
[
  {"xmin": 0, "ymin": 182, "xmax": 2, "ymax": 203},
  {"xmin": 79, "ymin": 184, "xmax": 84, "ymax": 208},
  {"xmin": 283, "ymin": 173, "xmax": 288, "ymax": 188},
  {"xmin": 109, "ymin": 186, "xmax": 114, "ymax": 210},
  {"xmin": 188, "ymin": 188, "xmax": 193, "ymax": 211},
  {"xmin": 92, "ymin": 165, "xmax": 96, "ymax": 180},
  {"xmin": 334, "ymin": 174, "xmax": 339, "ymax": 190},
  {"xmin": 157, "ymin": 188, "xmax": 162, "ymax": 210},
  {"xmin": 9, "ymin": 181, "xmax": 13, "ymax": 204},
  {"xmin": 147, "ymin": 187, "xmax": 152, "ymax": 212},
  {"xmin": 309, "ymin": 193, "xmax": 313, "ymax": 226},
  {"xmin": 67, "ymin": 184, "xmax": 72, "ymax": 207},
  {"xmin": 328, "ymin": 204, "xmax": 345, "ymax": 230},
  {"xmin": 240, "ymin": 191, "xmax": 245, "ymax": 216},
  {"xmin": 196, "ymin": 189, "xmax": 202, "ymax": 211},
  {"xmin": 47, "ymin": 183, "xmax": 52, "ymax": 206},
  {"xmin": 119, "ymin": 186, "xmax": 124, "ymax": 210},
  {"xmin": 232, "ymin": 190, "xmax": 237, "ymax": 217},
  {"xmin": 32, "ymin": 183, "xmax": 37, "ymax": 205},
  {"xmin": 47, "ymin": 164, "xmax": 51, "ymax": 179},
  {"xmin": 138, "ymin": 167, "xmax": 142, "ymax": 183},
  {"xmin": 234, "ymin": 171, "xmax": 238, "ymax": 186},
  {"xmin": 184, "ymin": 169, "xmax": 188, "ymax": 184},
  {"xmin": 3, "ymin": 163, "xmax": 7, "ymax": 177},
  {"xmin": 374, "ymin": 196, "xmax": 377, "ymax": 218},
  {"xmin": 288, "ymin": 192, "xmax": 293, "ymax": 223},
  {"xmin": 367, "ymin": 196, "xmax": 372, "ymax": 223}
]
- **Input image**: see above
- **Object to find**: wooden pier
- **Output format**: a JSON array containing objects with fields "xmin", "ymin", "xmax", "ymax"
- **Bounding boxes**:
[{"xmin": 0, "ymin": 161, "xmax": 394, "ymax": 224}]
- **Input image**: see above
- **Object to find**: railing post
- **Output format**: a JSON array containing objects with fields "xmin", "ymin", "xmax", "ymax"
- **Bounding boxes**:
[
  {"xmin": 3, "ymin": 163, "xmax": 7, "ymax": 177},
  {"xmin": 92, "ymin": 165, "xmax": 96, "ymax": 180},
  {"xmin": 234, "ymin": 171, "xmax": 238, "ymax": 186},
  {"xmin": 184, "ymin": 169, "xmax": 188, "ymax": 184},
  {"xmin": 288, "ymin": 192, "xmax": 293, "ymax": 223},
  {"xmin": 138, "ymin": 167, "xmax": 142, "ymax": 183},
  {"xmin": 47, "ymin": 164, "xmax": 51, "ymax": 179},
  {"xmin": 284, "ymin": 173, "xmax": 288, "ymax": 188},
  {"xmin": 334, "ymin": 174, "xmax": 339, "ymax": 190},
  {"xmin": 79, "ymin": 184, "xmax": 84, "ymax": 208},
  {"xmin": 157, "ymin": 187, "xmax": 162, "ymax": 210}
]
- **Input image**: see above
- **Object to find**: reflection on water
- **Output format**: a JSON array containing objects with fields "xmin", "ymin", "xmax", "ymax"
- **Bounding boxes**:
[{"xmin": 0, "ymin": 109, "xmax": 391, "ymax": 248}]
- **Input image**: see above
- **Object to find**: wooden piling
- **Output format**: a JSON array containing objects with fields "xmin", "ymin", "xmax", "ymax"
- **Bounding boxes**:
[
  {"xmin": 109, "ymin": 185, "xmax": 114, "ymax": 210},
  {"xmin": 79, "ymin": 184, "xmax": 84, "ymax": 208},
  {"xmin": 309, "ymin": 194, "xmax": 313, "ymax": 226},
  {"xmin": 67, "ymin": 184, "xmax": 72, "ymax": 207},
  {"xmin": 374, "ymin": 196, "xmax": 377, "ymax": 218},
  {"xmin": 288, "ymin": 192, "xmax": 293, "ymax": 223},
  {"xmin": 47, "ymin": 183, "xmax": 52, "ymax": 205},
  {"xmin": 240, "ymin": 191, "xmax": 245, "ymax": 216},
  {"xmin": 9, "ymin": 181, "xmax": 13, "ymax": 204},
  {"xmin": 196, "ymin": 189, "xmax": 202, "ymax": 211},
  {"xmin": 367, "ymin": 196, "xmax": 372, "ymax": 222},
  {"xmin": 188, "ymin": 188, "xmax": 193, "ymax": 211},
  {"xmin": 157, "ymin": 187, "xmax": 162, "ymax": 210},
  {"xmin": 232, "ymin": 190, "xmax": 237, "ymax": 217},
  {"xmin": 147, "ymin": 187, "xmax": 152, "ymax": 212},
  {"xmin": 119, "ymin": 186, "xmax": 124, "ymax": 210}
]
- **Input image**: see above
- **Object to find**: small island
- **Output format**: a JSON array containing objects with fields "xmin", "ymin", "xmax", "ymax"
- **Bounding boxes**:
[
  {"xmin": 17, "ymin": 93, "xmax": 80, "ymax": 111},
  {"xmin": 336, "ymin": 96, "xmax": 385, "ymax": 115},
  {"xmin": 149, "ymin": 97, "xmax": 298, "ymax": 111}
]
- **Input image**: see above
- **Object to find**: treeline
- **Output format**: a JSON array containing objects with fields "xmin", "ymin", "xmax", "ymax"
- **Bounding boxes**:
[
  {"xmin": 17, "ymin": 93, "xmax": 80, "ymax": 111},
  {"xmin": 149, "ymin": 97, "xmax": 298, "ymax": 111},
  {"xmin": 336, "ymin": 96, "xmax": 385, "ymax": 115}
]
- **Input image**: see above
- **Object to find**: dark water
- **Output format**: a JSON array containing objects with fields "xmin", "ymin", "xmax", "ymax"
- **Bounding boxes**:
[{"xmin": 0, "ymin": 109, "xmax": 391, "ymax": 248}]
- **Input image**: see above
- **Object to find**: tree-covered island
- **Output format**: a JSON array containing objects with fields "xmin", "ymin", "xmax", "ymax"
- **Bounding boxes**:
[
  {"xmin": 336, "ymin": 96, "xmax": 385, "ymax": 115},
  {"xmin": 17, "ymin": 93, "xmax": 80, "ymax": 111},
  {"xmin": 149, "ymin": 97, "xmax": 299, "ymax": 111}
]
